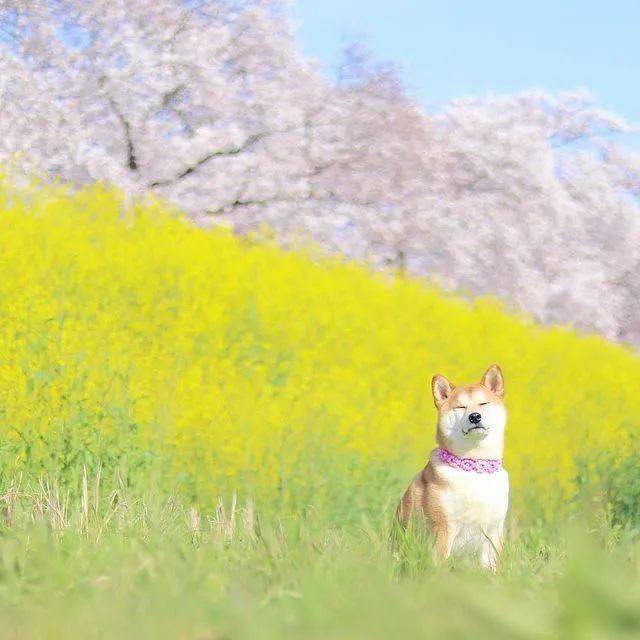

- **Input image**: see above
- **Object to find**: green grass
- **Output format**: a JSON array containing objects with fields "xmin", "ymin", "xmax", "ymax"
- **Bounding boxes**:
[{"xmin": 0, "ymin": 473, "xmax": 638, "ymax": 639}]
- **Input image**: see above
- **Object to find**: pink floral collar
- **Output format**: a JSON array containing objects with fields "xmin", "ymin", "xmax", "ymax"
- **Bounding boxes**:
[{"xmin": 438, "ymin": 447, "xmax": 502, "ymax": 474}]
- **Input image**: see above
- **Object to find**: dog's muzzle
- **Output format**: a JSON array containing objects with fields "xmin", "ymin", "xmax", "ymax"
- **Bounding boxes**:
[{"xmin": 462, "ymin": 424, "xmax": 489, "ymax": 436}]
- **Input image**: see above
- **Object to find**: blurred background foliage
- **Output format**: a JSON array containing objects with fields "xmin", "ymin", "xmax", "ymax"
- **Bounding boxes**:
[{"xmin": 0, "ymin": 1, "xmax": 639, "ymax": 344}]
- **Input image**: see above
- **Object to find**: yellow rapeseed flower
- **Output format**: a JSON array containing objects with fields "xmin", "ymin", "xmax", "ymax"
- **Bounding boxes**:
[{"xmin": 0, "ymin": 178, "xmax": 638, "ymax": 520}]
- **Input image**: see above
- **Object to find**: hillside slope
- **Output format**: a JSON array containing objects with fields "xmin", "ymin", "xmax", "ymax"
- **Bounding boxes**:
[{"xmin": 0, "ymin": 180, "xmax": 638, "ymax": 522}]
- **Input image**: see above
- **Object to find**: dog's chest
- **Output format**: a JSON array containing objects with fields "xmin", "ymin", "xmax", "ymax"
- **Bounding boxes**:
[{"xmin": 437, "ymin": 464, "xmax": 509, "ymax": 529}]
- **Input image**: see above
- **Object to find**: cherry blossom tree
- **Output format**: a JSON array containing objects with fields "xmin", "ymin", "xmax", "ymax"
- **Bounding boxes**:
[{"xmin": 0, "ymin": 0, "xmax": 639, "ymax": 344}]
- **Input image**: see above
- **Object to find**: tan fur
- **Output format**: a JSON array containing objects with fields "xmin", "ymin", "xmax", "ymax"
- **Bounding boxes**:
[
  {"xmin": 397, "ymin": 462, "xmax": 453, "ymax": 556},
  {"xmin": 397, "ymin": 365, "xmax": 509, "ymax": 571}
]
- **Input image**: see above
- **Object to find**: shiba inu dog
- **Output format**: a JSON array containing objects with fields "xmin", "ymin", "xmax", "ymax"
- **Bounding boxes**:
[{"xmin": 397, "ymin": 365, "xmax": 508, "ymax": 570}]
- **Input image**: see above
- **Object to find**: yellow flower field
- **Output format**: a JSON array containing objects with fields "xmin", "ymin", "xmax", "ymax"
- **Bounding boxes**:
[{"xmin": 0, "ymin": 178, "xmax": 638, "ymax": 521}]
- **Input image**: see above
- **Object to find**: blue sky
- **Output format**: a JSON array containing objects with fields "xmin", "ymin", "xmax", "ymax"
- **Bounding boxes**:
[{"xmin": 292, "ymin": 1, "xmax": 639, "ymax": 143}]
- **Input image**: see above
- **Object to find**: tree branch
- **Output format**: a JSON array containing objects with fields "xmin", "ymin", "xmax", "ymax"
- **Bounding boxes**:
[
  {"xmin": 107, "ymin": 96, "xmax": 138, "ymax": 172},
  {"xmin": 149, "ymin": 132, "xmax": 264, "ymax": 188},
  {"xmin": 205, "ymin": 197, "xmax": 272, "ymax": 216},
  {"xmin": 204, "ymin": 192, "xmax": 378, "ymax": 216},
  {"xmin": 98, "ymin": 71, "xmax": 138, "ymax": 172}
]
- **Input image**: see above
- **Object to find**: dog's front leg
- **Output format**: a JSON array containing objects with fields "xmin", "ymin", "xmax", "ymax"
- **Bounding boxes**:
[
  {"xmin": 479, "ymin": 522, "xmax": 504, "ymax": 572},
  {"xmin": 433, "ymin": 523, "xmax": 456, "ymax": 562}
]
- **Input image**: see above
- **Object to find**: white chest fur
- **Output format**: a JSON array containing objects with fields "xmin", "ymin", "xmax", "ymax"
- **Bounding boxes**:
[{"xmin": 433, "ymin": 456, "xmax": 509, "ymax": 558}]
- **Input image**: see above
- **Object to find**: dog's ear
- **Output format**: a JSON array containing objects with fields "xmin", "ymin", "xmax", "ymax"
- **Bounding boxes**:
[
  {"xmin": 481, "ymin": 364, "xmax": 504, "ymax": 398},
  {"xmin": 431, "ymin": 374, "xmax": 454, "ymax": 407}
]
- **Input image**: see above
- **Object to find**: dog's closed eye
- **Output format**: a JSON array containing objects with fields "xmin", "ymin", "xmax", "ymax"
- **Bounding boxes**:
[{"xmin": 479, "ymin": 402, "xmax": 489, "ymax": 406}]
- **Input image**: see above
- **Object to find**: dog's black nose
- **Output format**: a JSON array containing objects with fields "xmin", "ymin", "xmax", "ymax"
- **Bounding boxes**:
[{"xmin": 468, "ymin": 412, "xmax": 482, "ymax": 424}]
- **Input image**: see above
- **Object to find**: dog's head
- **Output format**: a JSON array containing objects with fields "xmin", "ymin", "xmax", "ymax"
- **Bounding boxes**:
[{"xmin": 431, "ymin": 364, "xmax": 506, "ymax": 457}]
